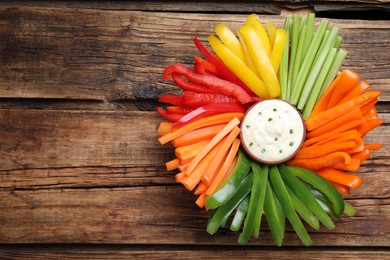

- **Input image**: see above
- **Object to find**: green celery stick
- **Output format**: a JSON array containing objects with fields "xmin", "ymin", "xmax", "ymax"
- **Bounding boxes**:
[
  {"xmin": 313, "ymin": 30, "xmax": 330, "ymax": 66},
  {"xmin": 291, "ymin": 24, "xmax": 307, "ymax": 89},
  {"xmin": 318, "ymin": 48, "xmax": 348, "ymax": 98},
  {"xmin": 302, "ymin": 48, "xmax": 337, "ymax": 119},
  {"xmin": 280, "ymin": 16, "xmax": 291, "ymax": 101},
  {"xmin": 301, "ymin": 13, "xmax": 315, "ymax": 67},
  {"xmin": 333, "ymin": 35, "xmax": 343, "ymax": 49},
  {"xmin": 287, "ymin": 14, "xmax": 301, "ymax": 102},
  {"xmin": 290, "ymin": 19, "xmax": 329, "ymax": 105},
  {"xmin": 299, "ymin": 15, "xmax": 307, "ymax": 32},
  {"xmin": 297, "ymin": 25, "xmax": 339, "ymax": 110}
]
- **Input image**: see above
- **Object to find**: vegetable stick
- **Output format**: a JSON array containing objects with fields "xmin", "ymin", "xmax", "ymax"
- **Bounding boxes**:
[
  {"xmin": 305, "ymin": 91, "xmax": 381, "ymax": 131},
  {"xmin": 194, "ymin": 181, "xmax": 208, "ymax": 195},
  {"xmin": 202, "ymin": 126, "xmax": 240, "ymax": 185},
  {"xmin": 313, "ymin": 130, "xmax": 362, "ymax": 147},
  {"xmin": 205, "ymin": 139, "xmax": 241, "ymax": 196},
  {"xmin": 327, "ymin": 70, "xmax": 360, "ymax": 109},
  {"xmin": 175, "ymin": 140, "xmax": 210, "ymax": 163},
  {"xmin": 178, "ymin": 163, "xmax": 188, "ymax": 172},
  {"xmin": 357, "ymin": 119, "xmax": 384, "ymax": 137},
  {"xmin": 360, "ymin": 98, "xmax": 379, "ymax": 115},
  {"xmin": 171, "ymin": 124, "xmax": 226, "ymax": 147},
  {"xmin": 363, "ymin": 107, "xmax": 378, "ymax": 121},
  {"xmin": 280, "ymin": 16, "xmax": 290, "ymax": 101},
  {"xmin": 195, "ymin": 193, "xmax": 207, "ymax": 208},
  {"xmin": 338, "ymin": 81, "xmax": 370, "ymax": 105},
  {"xmin": 179, "ymin": 139, "xmax": 223, "ymax": 191},
  {"xmin": 186, "ymin": 117, "xmax": 241, "ymax": 175},
  {"xmin": 215, "ymin": 23, "xmax": 247, "ymax": 63},
  {"xmin": 295, "ymin": 141, "xmax": 356, "ymax": 159},
  {"xmin": 306, "ymin": 108, "xmax": 363, "ymax": 139},
  {"xmin": 157, "ymin": 122, "xmax": 173, "ymax": 136},
  {"xmin": 246, "ymin": 14, "xmax": 272, "ymax": 57},
  {"xmin": 333, "ymin": 158, "xmax": 361, "ymax": 172},
  {"xmin": 290, "ymin": 19, "xmax": 329, "ymax": 105},
  {"xmin": 166, "ymin": 158, "xmax": 180, "ymax": 171},
  {"xmin": 158, "ymin": 113, "xmax": 243, "ymax": 145},
  {"xmin": 310, "ymin": 69, "xmax": 355, "ymax": 118},
  {"xmin": 364, "ymin": 143, "xmax": 384, "ymax": 150},
  {"xmin": 317, "ymin": 168, "xmax": 363, "ymax": 189},
  {"xmin": 288, "ymin": 152, "xmax": 351, "ymax": 170},
  {"xmin": 270, "ymin": 29, "xmax": 287, "ymax": 74},
  {"xmin": 352, "ymin": 149, "xmax": 370, "ymax": 162},
  {"xmin": 302, "ymin": 119, "xmax": 365, "ymax": 147},
  {"xmin": 330, "ymin": 181, "xmax": 350, "ymax": 195},
  {"xmin": 266, "ymin": 22, "xmax": 277, "ymax": 50}
]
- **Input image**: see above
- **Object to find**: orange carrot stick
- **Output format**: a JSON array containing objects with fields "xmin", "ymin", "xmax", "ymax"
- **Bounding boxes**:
[
  {"xmin": 179, "ymin": 140, "xmax": 223, "ymax": 190},
  {"xmin": 175, "ymin": 140, "xmax": 210, "ymax": 163},
  {"xmin": 330, "ymin": 181, "xmax": 350, "ymax": 195},
  {"xmin": 326, "ymin": 70, "xmax": 360, "ymax": 109},
  {"xmin": 166, "ymin": 158, "xmax": 180, "ymax": 171},
  {"xmin": 157, "ymin": 121, "xmax": 173, "ymax": 135},
  {"xmin": 302, "ymin": 119, "xmax": 365, "ymax": 147},
  {"xmin": 360, "ymin": 98, "xmax": 378, "ymax": 115},
  {"xmin": 317, "ymin": 168, "xmax": 363, "ymax": 189},
  {"xmin": 295, "ymin": 141, "xmax": 357, "ymax": 159},
  {"xmin": 195, "ymin": 193, "xmax": 207, "ymax": 208},
  {"xmin": 171, "ymin": 124, "xmax": 226, "ymax": 147},
  {"xmin": 357, "ymin": 119, "xmax": 384, "ymax": 137},
  {"xmin": 205, "ymin": 139, "xmax": 240, "ymax": 196},
  {"xmin": 364, "ymin": 143, "xmax": 384, "ymax": 150},
  {"xmin": 202, "ymin": 126, "xmax": 240, "ymax": 185},
  {"xmin": 186, "ymin": 117, "xmax": 241, "ymax": 175},
  {"xmin": 314, "ymin": 130, "xmax": 362, "ymax": 147},
  {"xmin": 311, "ymin": 70, "xmax": 359, "ymax": 117},
  {"xmin": 306, "ymin": 109, "xmax": 363, "ymax": 139},
  {"xmin": 306, "ymin": 91, "xmax": 381, "ymax": 131},
  {"xmin": 333, "ymin": 158, "xmax": 361, "ymax": 172},
  {"xmin": 194, "ymin": 181, "xmax": 208, "ymax": 195},
  {"xmin": 158, "ymin": 113, "xmax": 243, "ymax": 145},
  {"xmin": 352, "ymin": 149, "xmax": 370, "ymax": 162},
  {"xmin": 288, "ymin": 152, "xmax": 351, "ymax": 170},
  {"xmin": 337, "ymin": 80, "xmax": 370, "ymax": 105},
  {"xmin": 363, "ymin": 107, "xmax": 378, "ymax": 122}
]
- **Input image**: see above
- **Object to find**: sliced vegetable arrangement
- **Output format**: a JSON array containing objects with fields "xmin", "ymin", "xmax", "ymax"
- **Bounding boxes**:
[{"xmin": 156, "ymin": 13, "xmax": 383, "ymax": 246}]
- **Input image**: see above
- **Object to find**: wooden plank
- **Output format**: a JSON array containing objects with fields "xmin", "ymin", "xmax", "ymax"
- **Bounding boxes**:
[
  {"xmin": 0, "ymin": 8, "xmax": 389, "ymax": 102},
  {"xmin": 0, "ymin": 109, "xmax": 389, "ymax": 245},
  {"xmin": 0, "ymin": 247, "xmax": 389, "ymax": 259}
]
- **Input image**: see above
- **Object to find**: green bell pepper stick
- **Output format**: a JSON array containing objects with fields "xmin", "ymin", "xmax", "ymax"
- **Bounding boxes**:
[
  {"xmin": 230, "ymin": 195, "xmax": 249, "ymax": 232},
  {"xmin": 286, "ymin": 165, "xmax": 345, "ymax": 218},
  {"xmin": 206, "ymin": 149, "xmax": 251, "ymax": 210},
  {"xmin": 269, "ymin": 166, "xmax": 313, "ymax": 246},
  {"xmin": 301, "ymin": 181, "xmax": 338, "ymax": 218},
  {"xmin": 344, "ymin": 201, "xmax": 356, "ymax": 217},
  {"xmin": 251, "ymin": 163, "xmax": 268, "ymax": 239},
  {"xmin": 237, "ymin": 163, "xmax": 267, "ymax": 244},
  {"xmin": 264, "ymin": 181, "xmax": 285, "ymax": 246},
  {"xmin": 207, "ymin": 173, "xmax": 253, "ymax": 235},
  {"xmin": 285, "ymin": 185, "xmax": 320, "ymax": 230},
  {"xmin": 278, "ymin": 164, "xmax": 335, "ymax": 229}
]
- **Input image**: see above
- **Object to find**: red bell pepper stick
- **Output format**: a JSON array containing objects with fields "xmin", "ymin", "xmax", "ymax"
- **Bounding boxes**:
[
  {"xmin": 158, "ymin": 95, "xmax": 182, "ymax": 106},
  {"xmin": 182, "ymin": 91, "xmax": 240, "ymax": 108},
  {"xmin": 167, "ymin": 106, "xmax": 193, "ymax": 114},
  {"xmin": 193, "ymin": 37, "xmax": 256, "ymax": 97},
  {"xmin": 163, "ymin": 63, "xmax": 253, "ymax": 104},
  {"xmin": 172, "ymin": 73, "xmax": 219, "ymax": 94},
  {"xmin": 171, "ymin": 103, "xmax": 245, "ymax": 130},
  {"xmin": 156, "ymin": 107, "xmax": 183, "ymax": 122},
  {"xmin": 194, "ymin": 56, "xmax": 222, "ymax": 77}
]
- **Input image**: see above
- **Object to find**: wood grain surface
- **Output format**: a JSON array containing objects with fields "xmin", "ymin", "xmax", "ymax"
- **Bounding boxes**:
[{"xmin": 0, "ymin": 1, "xmax": 389, "ymax": 259}]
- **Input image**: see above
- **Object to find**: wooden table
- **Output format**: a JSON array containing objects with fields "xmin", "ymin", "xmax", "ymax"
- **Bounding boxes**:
[{"xmin": 0, "ymin": 1, "xmax": 389, "ymax": 258}]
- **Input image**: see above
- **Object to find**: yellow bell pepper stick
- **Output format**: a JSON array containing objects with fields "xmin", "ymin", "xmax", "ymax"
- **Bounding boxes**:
[
  {"xmin": 270, "ymin": 29, "xmax": 287, "ymax": 74},
  {"xmin": 215, "ymin": 23, "xmax": 246, "ymax": 64},
  {"xmin": 237, "ymin": 33, "xmax": 261, "ymax": 79},
  {"xmin": 238, "ymin": 25, "xmax": 280, "ymax": 98},
  {"xmin": 246, "ymin": 14, "xmax": 272, "ymax": 57},
  {"xmin": 266, "ymin": 22, "xmax": 277, "ymax": 51},
  {"xmin": 208, "ymin": 34, "xmax": 269, "ymax": 99}
]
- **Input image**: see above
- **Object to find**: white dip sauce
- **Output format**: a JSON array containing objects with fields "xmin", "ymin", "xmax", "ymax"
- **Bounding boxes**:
[{"xmin": 241, "ymin": 99, "xmax": 305, "ymax": 164}]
